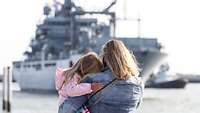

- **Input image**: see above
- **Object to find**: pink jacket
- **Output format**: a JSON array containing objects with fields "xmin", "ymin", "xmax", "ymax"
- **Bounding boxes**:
[{"xmin": 55, "ymin": 68, "xmax": 92, "ymax": 106}]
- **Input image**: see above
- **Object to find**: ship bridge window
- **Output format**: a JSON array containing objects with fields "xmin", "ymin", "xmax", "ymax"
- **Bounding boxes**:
[
  {"xmin": 44, "ymin": 63, "xmax": 56, "ymax": 67},
  {"xmin": 32, "ymin": 64, "xmax": 41, "ymax": 70},
  {"xmin": 24, "ymin": 65, "xmax": 31, "ymax": 68},
  {"xmin": 48, "ymin": 22, "xmax": 70, "ymax": 26},
  {"xmin": 15, "ymin": 65, "xmax": 21, "ymax": 68},
  {"xmin": 13, "ymin": 63, "xmax": 21, "ymax": 68}
]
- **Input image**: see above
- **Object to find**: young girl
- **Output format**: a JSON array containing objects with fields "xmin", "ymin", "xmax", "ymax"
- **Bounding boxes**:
[{"xmin": 55, "ymin": 52, "xmax": 103, "ymax": 112}]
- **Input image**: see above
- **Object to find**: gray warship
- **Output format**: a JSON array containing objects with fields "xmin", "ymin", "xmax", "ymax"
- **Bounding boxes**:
[{"xmin": 12, "ymin": 0, "xmax": 167, "ymax": 91}]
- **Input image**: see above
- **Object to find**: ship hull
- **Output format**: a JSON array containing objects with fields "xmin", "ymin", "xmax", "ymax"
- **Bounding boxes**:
[
  {"xmin": 13, "ymin": 52, "xmax": 166, "ymax": 91},
  {"xmin": 139, "ymin": 51, "xmax": 167, "ymax": 82},
  {"xmin": 13, "ymin": 55, "xmax": 81, "ymax": 92},
  {"xmin": 146, "ymin": 78, "xmax": 188, "ymax": 88}
]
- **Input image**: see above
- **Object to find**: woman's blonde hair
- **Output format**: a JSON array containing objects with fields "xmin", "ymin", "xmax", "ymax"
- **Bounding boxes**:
[
  {"xmin": 63, "ymin": 52, "xmax": 103, "ymax": 83},
  {"xmin": 102, "ymin": 39, "xmax": 140, "ymax": 80}
]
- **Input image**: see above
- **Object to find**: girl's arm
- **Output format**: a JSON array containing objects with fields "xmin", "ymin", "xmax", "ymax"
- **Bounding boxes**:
[
  {"xmin": 61, "ymin": 80, "xmax": 93, "ymax": 97},
  {"xmin": 55, "ymin": 68, "xmax": 65, "ymax": 90},
  {"xmin": 61, "ymin": 81, "xmax": 103, "ymax": 97}
]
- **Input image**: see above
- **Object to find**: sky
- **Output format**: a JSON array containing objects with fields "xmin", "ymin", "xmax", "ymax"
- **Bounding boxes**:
[{"xmin": 0, "ymin": 0, "xmax": 200, "ymax": 74}]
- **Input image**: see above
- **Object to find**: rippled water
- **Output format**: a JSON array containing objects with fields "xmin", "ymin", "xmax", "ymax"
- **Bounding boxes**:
[
  {"xmin": 138, "ymin": 83, "xmax": 200, "ymax": 113},
  {"xmin": 0, "ymin": 83, "xmax": 200, "ymax": 113}
]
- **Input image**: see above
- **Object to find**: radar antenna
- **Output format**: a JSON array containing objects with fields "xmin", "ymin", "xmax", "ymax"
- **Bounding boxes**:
[
  {"xmin": 53, "ymin": 0, "xmax": 62, "ymax": 11},
  {"xmin": 102, "ymin": 0, "xmax": 117, "ymax": 12}
]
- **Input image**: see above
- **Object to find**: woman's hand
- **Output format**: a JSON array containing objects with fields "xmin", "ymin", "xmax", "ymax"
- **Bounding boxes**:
[{"xmin": 91, "ymin": 83, "xmax": 103, "ymax": 92}]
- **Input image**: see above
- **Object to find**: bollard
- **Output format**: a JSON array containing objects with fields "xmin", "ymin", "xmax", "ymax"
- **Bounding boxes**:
[
  {"xmin": 2, "ymin": 67, "xmax": 6, "ymax": 110},
  {"xmin": 7, "ymin": 66, "xmax": 12, "ymax": 112},
  {"xmin": 2, "ymin": 66, "xmax": 12, "ymax": 112}
]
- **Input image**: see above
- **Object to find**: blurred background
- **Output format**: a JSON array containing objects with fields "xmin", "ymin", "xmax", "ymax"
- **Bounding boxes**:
[{"xmin": 0, "ymin": 0, "xmax": 200, "ymax": 113}]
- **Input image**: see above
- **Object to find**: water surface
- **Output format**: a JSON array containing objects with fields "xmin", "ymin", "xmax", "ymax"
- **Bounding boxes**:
[{"xmin": 0, "ymin": 83, "xmax": 200, "ymax": 113}]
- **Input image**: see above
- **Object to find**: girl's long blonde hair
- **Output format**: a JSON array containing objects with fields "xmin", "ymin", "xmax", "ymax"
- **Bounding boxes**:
[
  {"xmin": 63, "ymin": 52, "xmax": 103, "ymax": 84},
  {"xmin": 102, "ymin": 39, "xmax": 140, "ymax": 80}
]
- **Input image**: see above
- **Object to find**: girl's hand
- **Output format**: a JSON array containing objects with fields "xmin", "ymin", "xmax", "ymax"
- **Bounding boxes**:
[{"xmin": 91, "ymin": 83, "xmax": 103, "ymax": 92}]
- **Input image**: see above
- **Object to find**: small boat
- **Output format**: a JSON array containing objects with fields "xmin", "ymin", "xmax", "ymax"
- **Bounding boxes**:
[
  {"xmin": 147, "ymin": 78, "xmax": 188, "ymax": 88},
  {"xmin": 145, "ymin": 64, "xmax": 188, "ymax": 88}
]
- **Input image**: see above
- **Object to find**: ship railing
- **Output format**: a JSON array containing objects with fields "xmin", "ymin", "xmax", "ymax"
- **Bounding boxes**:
[
  {"xmin": 13, "ymin": 54, "xmax": 82, "ymax": 71},
  {"xmin": 13, "ymin": 59, "xmax": 66, "ymax": 71}
]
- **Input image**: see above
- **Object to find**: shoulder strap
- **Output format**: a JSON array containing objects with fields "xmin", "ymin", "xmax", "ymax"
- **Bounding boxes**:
[
  {"xmin": 88, "ymin": 78, "xmax": 117, "ymax": 100},
  {"xmin": 77, "ymin": 78, "xmax": 117, "ymax": 110}
]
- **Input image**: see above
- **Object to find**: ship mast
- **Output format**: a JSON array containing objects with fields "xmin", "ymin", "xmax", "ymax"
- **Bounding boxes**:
[
  {"xmin": 137, "ymin": 14, "xmax": 141, "ymax": 38},
  {"xmin": 63, "ymin": 0, "xmax": 117, "ymax": 40}
]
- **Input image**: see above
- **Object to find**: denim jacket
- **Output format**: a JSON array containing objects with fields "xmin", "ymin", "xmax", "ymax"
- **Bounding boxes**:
[{"xmin": 60, "ymin": 69, "xmax": 144, "ymax": 113}]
